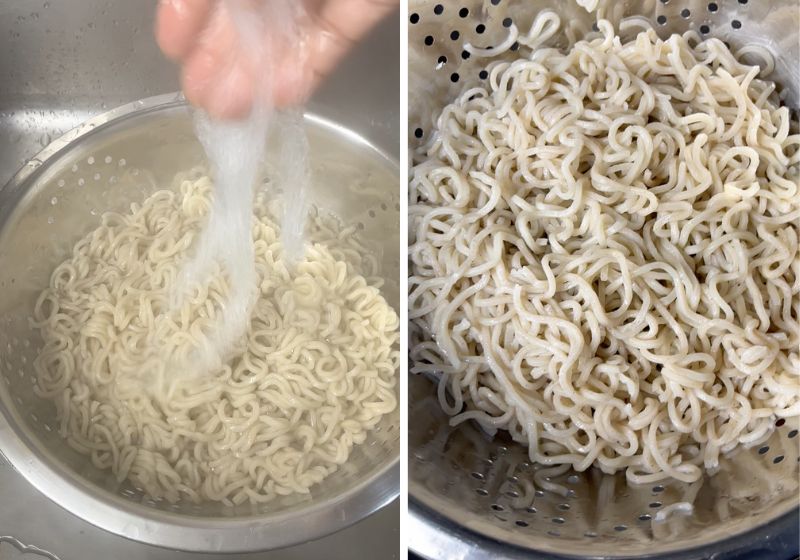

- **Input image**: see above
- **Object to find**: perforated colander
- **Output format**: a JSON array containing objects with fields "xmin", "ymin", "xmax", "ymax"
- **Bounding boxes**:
[
  {"xmin": 408, "ymin": 1, "xmax": 800, "ymax": 558},
  {"xmin": 0, "ymin": 94, "xmax": 400, "ymax": 552}
]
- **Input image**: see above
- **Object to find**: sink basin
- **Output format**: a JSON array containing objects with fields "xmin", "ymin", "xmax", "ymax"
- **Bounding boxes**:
[{"xmin": 0, "ymin": 0, "xmax": 399, "ymax": 187}]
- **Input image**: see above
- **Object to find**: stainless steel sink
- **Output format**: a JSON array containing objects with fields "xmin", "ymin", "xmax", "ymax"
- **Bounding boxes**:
[
  {"xmin": 0, "ymin": 0, "xmax": 399, "ymax": 558},
  {"xmin": 0, "ymin": 0, "xmax": 399, "ymax": 184}
]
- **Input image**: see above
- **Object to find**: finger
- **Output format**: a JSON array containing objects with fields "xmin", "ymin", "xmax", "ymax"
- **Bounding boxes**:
[
  {"xmin": 271, "ymin": 55, "xmax": 322, "ymax": 108},
  {"xmin": 203, "ymin": 60, "xmax": 256, "ymax": 119},
  {"xmin": 278, "ymin": 0, "xmax": 396, "ymax": 106},
  {"xmin": 316, "ymin": 0, "xmax": 398, "ymax": 43},
  {"xmin": 181, "ymin": 3, "xmax": 255, "ymax": 119},
  {"xmin": 310, "ymin": 0, "xmax": 398, "ymax": 75},
  {"xmin": 155, "ymin": 0, "xmax": 214, "ymax": 61}
]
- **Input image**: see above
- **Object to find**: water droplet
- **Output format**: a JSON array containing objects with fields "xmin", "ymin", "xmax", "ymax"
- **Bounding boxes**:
[
  {"xmin": 87, "ymin": 156, "xmax": 94, "ymax": 165},
  {"xmin": 104, "ymin": 155, "xmax": 112, "ymax": 164},
  {"xmin": 57, "ymin": 179, "xmax": 65, "ymax": 188},
  {"xmin": 47, "ymin": 216, "xmax": 54, "ymax": 224},
  {"xmin": 77, "ymin": 178, "xmax": 85, "ymax": 186},
  {"xmin": 118, "ymin": 158, "xmax": 126, "ymax": 167},
  {"xmin": 71, "ymin": 164, "xmax": 78, "ymax": 172},
  {"xmin": 50, "ymin": 196, "xmax": 57, "ymax": 205},
  {"xmin": 93, "ymin": 173, "xmax": 100, "ymax": 181}
]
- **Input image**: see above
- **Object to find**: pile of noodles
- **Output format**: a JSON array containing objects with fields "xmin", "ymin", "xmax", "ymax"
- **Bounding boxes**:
[
  {"xmin": 33, "ymin": 176, "xmax": 399, "ymax": 504},
  {"xmin": 410, "ymin": 12, "xmax": 799, "ymax": 483}
]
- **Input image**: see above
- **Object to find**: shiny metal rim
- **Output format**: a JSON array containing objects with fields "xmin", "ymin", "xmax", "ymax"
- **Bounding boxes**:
[{"xmin": 0, "ymin": 92, "xmax": 400, "ymax": 553}]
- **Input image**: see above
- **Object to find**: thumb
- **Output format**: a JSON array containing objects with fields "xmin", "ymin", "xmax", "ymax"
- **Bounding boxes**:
[{"xmin": 155, "ymin": 0, "xmax": 214, "ymax": 61}]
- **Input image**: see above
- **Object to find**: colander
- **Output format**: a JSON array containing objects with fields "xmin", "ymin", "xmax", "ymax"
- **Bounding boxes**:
[
  {"xmin": 408, "ymin": 1, "xmax": 800, "ymax": 558},
  {"xmin": 0, "ymin": 93, "xmax": 400, "ymax": 552}
]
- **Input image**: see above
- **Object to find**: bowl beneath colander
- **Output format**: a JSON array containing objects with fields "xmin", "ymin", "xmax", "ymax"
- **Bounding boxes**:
[{"xmin": 0, "ymin": 93, "xmax": 400, "ymax": 552}]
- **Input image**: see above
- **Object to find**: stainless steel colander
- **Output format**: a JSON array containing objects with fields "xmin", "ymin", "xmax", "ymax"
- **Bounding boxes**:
[
  {"xmin": 0, "ymin": 94, "xmax": 400, "ymax": 552},
  {"xmin": 408, "ymin": 1, "xmax": 800, "ymax": 558}
]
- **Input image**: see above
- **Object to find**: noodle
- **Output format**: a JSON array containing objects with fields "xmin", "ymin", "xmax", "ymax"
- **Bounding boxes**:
[
  {"xmin": 410, "ymin": 13, "xmax": 800, "ymax": 484},
  {"xmin": 33, "ymin": 175, "xmax": 399, "ymax": 505}
]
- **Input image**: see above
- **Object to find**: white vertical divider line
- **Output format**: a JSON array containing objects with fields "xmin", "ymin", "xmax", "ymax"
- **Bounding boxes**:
[{"xmin": 399, "ymin": 0, "xmax": 410, "ymax": 558}]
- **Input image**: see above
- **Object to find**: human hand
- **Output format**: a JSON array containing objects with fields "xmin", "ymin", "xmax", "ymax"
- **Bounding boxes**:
[{"xmin": 156, "ymin": 0, "xmax": 398, "ymax": 119}]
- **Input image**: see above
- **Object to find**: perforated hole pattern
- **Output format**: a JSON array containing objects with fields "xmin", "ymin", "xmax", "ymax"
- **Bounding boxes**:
[
  {"xmin": 409, "ymin": 0, "xmax": 799, "ymax": 556},
  {"xmin": 410, "ymin": 0, "xmax": 799, "ymax": 150}
]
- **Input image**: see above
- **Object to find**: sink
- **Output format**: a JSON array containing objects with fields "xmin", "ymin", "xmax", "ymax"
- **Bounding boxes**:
[{"xmin": 0, "ymin": 0, "xmax": 399, "ymax": 186}]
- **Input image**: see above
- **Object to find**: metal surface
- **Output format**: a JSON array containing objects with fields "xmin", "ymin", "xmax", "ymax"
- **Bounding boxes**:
[
  {"xmin": 409, "ymin": 498, "xmax": 800, "ymax": 560},
  {"xmin": 0, "ymin": 472, "xmax": 399, "ymax": 560},
  {"xmin": 0, "ymin": 103, "xmax": 400, "ymax": 550},
  {"xmin": 0, "ymin": 95, "xmax": 400, "ymax": 553},
  {"xmin": 408, "ymin": 0, "xmax": 800, "ymax": 558},
  {"xmin": 0, "ymin": 0, "xmax": 399, "ymax": 556}
]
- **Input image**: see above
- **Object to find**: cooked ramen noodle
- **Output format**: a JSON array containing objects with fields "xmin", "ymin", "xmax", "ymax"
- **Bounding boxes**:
[
  {"xmin": 33, "ymin": 175, "xmax": 399, "ymax": 504},
  {"xmin": 410, "ymin": 12, "xmax": 800, "ymax": 484}
]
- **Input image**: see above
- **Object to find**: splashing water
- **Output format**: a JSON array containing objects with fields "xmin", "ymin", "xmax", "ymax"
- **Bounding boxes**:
[{"xmin": 171, "ymin": 0, "xmax": 311, "ymax": 375}]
